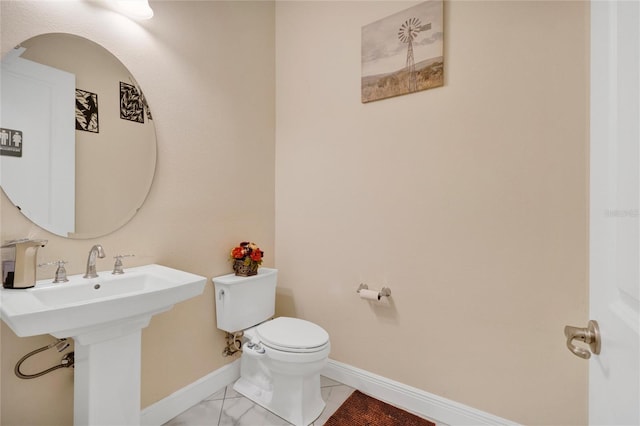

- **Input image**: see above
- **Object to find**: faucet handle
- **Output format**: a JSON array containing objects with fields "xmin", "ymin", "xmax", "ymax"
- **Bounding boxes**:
[
  {"xmin": 38, "ymin": 260, "xmax": 69, "ymax": 283},
  {"xmin": 112, "ymin": 254, "xmax": 134, "ymax": 275}
]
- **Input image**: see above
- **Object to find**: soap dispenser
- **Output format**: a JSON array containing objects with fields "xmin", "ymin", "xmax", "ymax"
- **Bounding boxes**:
[{"xmin": 1, "ymin": 239, "xmax": 48, "ymax": 289}]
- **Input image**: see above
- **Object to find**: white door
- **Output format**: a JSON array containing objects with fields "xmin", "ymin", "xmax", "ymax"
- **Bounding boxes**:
[
  {"xmin": 589, "ymin": 0, "xmax": 640, "ymax": 424},
  {"xmin": 0, "ymin": 48, "xmax": 76, "ymax": 236}
]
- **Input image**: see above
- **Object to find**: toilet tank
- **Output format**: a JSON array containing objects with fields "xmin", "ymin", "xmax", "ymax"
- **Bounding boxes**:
[{"xmin": 213, "ymin": 268, "xmax": 277, "ymax": 333}]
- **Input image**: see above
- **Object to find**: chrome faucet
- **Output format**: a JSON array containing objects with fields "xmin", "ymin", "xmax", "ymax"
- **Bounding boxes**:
[{"xmin": 83, "ymin": 244, "xmax": 105, "ymax": 278}]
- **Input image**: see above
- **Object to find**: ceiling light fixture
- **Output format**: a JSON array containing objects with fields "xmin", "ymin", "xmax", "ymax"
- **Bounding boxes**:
[{"xmin": 114, "ymin": 0, "xmax": 153, "ymax": 20}]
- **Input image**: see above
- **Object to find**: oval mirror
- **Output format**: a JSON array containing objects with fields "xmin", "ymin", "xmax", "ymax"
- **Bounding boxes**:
[{"xmin": 0, "ymin": 33, "xmax": 156, "ymax": 239}]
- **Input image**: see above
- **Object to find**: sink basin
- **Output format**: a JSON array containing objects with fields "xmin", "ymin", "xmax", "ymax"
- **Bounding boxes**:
[
  {"xmin": 0, "ymin": 263, "xmax": 206, "ymax": 339},
  {"xmin": 32, "ymin": 273, "xmax": 150, "ymax": 306}
]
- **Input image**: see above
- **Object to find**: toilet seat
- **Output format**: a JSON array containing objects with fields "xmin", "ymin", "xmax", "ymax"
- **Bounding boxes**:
[{"xmin": 256, "ymin": 317, "xmax": 329, "ymax": 353}]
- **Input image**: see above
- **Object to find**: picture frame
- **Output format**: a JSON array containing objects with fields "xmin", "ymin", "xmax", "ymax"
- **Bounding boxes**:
[
  {"xmin": 361, "ymin": 0, "xmax": 444, "ymax": 103},
  {"xmin": 75, "ymin": 88, "xmax": 99, "ymax": 133}
]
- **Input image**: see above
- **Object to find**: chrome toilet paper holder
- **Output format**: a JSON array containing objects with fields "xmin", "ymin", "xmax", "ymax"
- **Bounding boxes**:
[{"xmin": 356, "ymin": 283, "xmax": 391, "ymax": 298}]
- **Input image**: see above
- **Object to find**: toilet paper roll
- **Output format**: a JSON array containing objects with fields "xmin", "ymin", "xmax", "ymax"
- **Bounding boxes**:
[{"xmin": 359, "ymin": 289, "xmax": 381, "ymax": 301}]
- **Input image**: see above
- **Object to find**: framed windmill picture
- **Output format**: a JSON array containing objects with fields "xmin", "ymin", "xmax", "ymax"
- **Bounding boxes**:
[{"xmin": 361, "ymin": 0, "xmax": 444, "ymax": 103}]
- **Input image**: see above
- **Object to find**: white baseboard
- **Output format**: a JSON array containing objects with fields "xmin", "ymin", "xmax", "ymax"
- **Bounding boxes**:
[
  {"xmin": 140, "ymin": 359, "xmax": 241, "ymax": 426},
  {"xmin": 140, "ymin": 357, "xmax": 518, "ymax": 426},
  {"xmin": 321, "ymin": 359, "xmax": 519, "ymax": 426}
]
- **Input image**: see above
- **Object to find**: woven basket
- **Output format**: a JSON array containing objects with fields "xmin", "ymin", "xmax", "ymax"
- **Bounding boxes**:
[{"xmin": 233, "ymin": 259, "xmax": 259, "ymax": 276}]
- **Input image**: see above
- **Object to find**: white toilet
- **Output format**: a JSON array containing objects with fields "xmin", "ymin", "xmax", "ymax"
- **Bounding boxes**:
[{"xmin": 213, "ymin": 268, "xmax": 330, "ymax": 426}]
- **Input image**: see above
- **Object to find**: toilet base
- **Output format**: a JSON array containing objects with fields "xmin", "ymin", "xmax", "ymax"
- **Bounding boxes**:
[
  {"xmin": 233, "ymin": 345, "xmax": 328, "ymax": 426},
  {"xmin": 234, "ymin": 376, "xmax": 325, "ymax": 426}
]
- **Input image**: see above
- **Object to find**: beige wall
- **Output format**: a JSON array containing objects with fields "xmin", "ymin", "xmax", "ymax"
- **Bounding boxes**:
[
  {"xmin": 1, "ymin": 0, "xmax": 589, "ymax": 425},
  {"xmin": 0, "ymin": 1, "xmax": 275, "ymax": 425},
  {"xmin": 274, "ymin": 1, "xmax": 589, "ymax": 425}
]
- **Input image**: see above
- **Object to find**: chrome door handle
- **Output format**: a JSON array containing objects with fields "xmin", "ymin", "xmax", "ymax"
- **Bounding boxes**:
[{"xmin": 564, "ymin": 320, "xmax": 601, "ymax": 359}]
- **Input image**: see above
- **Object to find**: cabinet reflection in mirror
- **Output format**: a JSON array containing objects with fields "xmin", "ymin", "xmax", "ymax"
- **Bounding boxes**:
[{"xmin": 0, "ymin": 33, "xmax": 156, "ymax": 239}]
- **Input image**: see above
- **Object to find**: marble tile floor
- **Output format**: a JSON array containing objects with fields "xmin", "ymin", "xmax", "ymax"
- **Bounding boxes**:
[{"xmin": 163, "ymin": 376, "xmax": 354, "ymax": 426}]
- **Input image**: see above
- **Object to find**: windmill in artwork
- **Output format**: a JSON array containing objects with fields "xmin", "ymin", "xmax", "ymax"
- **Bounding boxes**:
[{"xmin": 397, "ymin": 18, "xmax": 431, "ymax": 92}]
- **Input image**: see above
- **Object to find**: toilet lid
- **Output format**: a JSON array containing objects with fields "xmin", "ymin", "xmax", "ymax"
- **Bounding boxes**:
[{"xmin": 256, "ymin": 317, "xmax": 329, "ymax": 352}]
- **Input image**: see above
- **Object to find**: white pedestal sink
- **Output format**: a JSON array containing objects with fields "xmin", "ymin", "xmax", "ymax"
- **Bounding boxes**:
[{"xmin": 0, "ymin": 264, "xmax": 206, "ymax": 425}]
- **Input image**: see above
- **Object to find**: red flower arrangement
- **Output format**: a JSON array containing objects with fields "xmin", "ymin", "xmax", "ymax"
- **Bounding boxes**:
[{"xmin": 229, "ymin": 242, "xmax": 263, "ymax": 276}]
